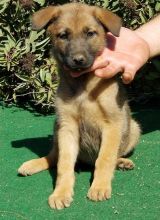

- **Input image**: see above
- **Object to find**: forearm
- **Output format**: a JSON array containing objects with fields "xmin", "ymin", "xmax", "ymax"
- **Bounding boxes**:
[{"xmin": 135, "ymin": 15, "xmax": 160, "ymax": 58}]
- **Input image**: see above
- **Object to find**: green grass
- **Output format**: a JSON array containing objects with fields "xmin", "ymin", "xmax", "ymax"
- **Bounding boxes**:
[{"xmin": 1, "ymin": 105, "xmax": 160, "ymax": 220}]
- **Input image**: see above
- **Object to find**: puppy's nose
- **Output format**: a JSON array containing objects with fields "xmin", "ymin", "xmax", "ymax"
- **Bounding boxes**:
[{"xmin": 72, "ymin": 54, "xmax": 86, "ymax": 65}]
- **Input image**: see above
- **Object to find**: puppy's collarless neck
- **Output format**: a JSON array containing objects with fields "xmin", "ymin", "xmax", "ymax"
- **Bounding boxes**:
[{"xmin": 58, "ymin": 68, "xmax": 89, "ymax": 94}]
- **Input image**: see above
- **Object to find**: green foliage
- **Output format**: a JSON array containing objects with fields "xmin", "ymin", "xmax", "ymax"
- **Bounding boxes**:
[
  {"xmin": 0, "ymin": 0, "xmax": 160, "ymax": 112},
  {"xmin": 0, "ymin": 0, "xmax": 58, "ymax": 112},
  {"xmin": 81, "ymin": 0, "xmax": 160, "ymax": 28}
]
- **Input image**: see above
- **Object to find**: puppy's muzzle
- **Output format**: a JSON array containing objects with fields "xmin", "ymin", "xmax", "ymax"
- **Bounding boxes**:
[
  {"xmin": 66, "ymin": 53, "xmax": 94, "ymax": 71},
  {"xmin": 72, "ymin": 54, "xmax": 86, "ymax": 66}
]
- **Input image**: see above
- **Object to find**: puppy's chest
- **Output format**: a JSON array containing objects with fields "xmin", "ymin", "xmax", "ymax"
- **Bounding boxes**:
[
  {"xmin": 75, "ymin": 91, "xmax": 103, "ymax": 122},
  {"xmin": 75, "ymin": 92, "xmax": 103, "ymax": 157}
]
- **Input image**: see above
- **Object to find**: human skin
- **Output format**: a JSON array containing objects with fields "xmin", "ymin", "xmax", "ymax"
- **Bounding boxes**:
[
  {"xmin": 88, "ymin": 15, "xmax": 160, "ymax": 84},
  {"xmin": 136, "ymin": 15, "xmax": 160, "ymax": 58}
]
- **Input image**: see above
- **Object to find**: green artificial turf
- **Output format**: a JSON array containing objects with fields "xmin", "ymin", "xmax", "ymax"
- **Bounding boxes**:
[{"xmin": 0, "ymin": 105, "xmax": 160, "ymax": 220}]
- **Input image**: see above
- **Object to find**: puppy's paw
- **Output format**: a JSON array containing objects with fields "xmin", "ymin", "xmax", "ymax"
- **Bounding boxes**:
[
  {"xmin": 117, "ymin": 158, "xmax": 135, "ymax": 170},
  {"xmin": 48, "ymin": 190, "xmax": 73, "ymax": 210},
  {"xmin": 87, "ymin": 185, "xmax": 111, "ymax": 201},
  {"xmin": 18, "ymin": 159, "xmax": 42, "ymax": 176}
]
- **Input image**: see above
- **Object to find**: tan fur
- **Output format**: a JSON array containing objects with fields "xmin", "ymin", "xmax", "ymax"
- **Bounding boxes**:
[{"xmin": 18, "ymin": 3, "xmax": 140, "ymax": 210}]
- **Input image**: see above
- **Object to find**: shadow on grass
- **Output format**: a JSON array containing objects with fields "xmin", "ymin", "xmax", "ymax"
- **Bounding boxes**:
[
  {"xmin": 11, "ymin": 135, "xmax": 94, "ymax": 186},
  {"xmin": 11, "ymin": 104, "xmax": 160, "ymax": 188},
  {"xmin": 1, "ymin": 102, "xmax": 55, "ymax": 117},
  {"xmin": 12, "ymin": 136, "xmax": 53, "ymax": 157},
  {"xmin": 11, "ymin": 135, "xmax": 57, "ymax": 188},
  {"xmin": 131, "ymin": 106, "xmax": 160, "ymax": 134}
]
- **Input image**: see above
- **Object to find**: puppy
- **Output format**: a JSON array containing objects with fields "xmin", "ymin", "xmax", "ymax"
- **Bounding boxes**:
[{"xmin": 18, "ymin": 3, "xmax": 140, "ymax": 210}]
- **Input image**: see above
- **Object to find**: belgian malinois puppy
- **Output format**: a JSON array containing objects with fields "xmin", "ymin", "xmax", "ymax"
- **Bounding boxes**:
[{"xmin": 18, "ymin": 3, "xmax": 140, "ymax": 210}]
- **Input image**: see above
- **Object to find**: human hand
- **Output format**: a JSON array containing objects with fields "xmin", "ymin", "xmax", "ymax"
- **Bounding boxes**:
[{"xmin": 90, "ymin": 27, "xmax": 150, "ymax": 84}]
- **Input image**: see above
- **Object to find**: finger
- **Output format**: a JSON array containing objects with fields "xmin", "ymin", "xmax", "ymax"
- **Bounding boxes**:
[
  {"xmin": 90, "ymin": 58, "xmax": 109, "ymax": 71},
  {"xmin": 70, "ymin": 59, "xmax": 109, "ymax": 75},
  {"xmin": 95, "ymin": 65, "xmax": 122, "ymax": 79},
  {"xmin": 122, "ymin": 72, "xmax": 135, "ymax": 84}
]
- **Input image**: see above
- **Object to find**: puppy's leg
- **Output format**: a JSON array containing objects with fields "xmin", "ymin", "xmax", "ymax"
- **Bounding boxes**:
[
  {"xmin": 124, "ymin": 119, "xmax": 140, "ymax": 155},
  {"xmin": 117, "ymin": 119, "xmax": 140, "ymax": 170},
  {"xmin": 48, "ymin": 118, "xmax": 79, "ymax": 210},
  {"xmin": 18, "ymin": 147, "xmax": 57, "ymax": 176},
  {"xmin": 87, "ymin": 123, "xmax": 121, "ymax": 201}
]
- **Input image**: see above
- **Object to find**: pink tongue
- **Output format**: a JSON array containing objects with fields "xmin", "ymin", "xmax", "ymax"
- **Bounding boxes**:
[
  {"xmin": 70, "ymin": 71, "xmax": 84, "ymax": 78},
  {"xmin": 63, "ymin": 66, "xmax": 85, "ymax": 77}
]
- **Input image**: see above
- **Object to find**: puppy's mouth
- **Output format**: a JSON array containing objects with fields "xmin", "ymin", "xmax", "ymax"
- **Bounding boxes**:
[
  {"xmin": 62, "ymin": 50, "xmax": 103, "ymax": 77},
  {"xmin": 63, "ymin": 64, "xmax": 92, "ymax": 78},
  {"xmin": 70, "ymin": 71, "xmax": 86, "ymax": 78}
]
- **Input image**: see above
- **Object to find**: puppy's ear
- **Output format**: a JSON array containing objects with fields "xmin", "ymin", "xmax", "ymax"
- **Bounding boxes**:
[
  {"xmin": 94, "ymin": 7, "xmax": 122, "ymax": 37},
  {"xmin": 32, "ymin": 6, "xmax": 60, "ymax": 30}
]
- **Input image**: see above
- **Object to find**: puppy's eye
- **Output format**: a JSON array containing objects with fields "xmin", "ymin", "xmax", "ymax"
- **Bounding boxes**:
[
  {"xmin": 87, "ymin": 31, "xmax": 97, "ymax": 38},
  {"xmin": 57, "ymin": 32, "xmax": 68, "ymax": 40}
]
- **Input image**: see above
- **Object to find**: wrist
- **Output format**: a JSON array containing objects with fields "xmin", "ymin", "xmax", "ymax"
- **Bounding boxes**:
[
  {"xmin": 135, "ymin": 29, "xmax": 151, "ymax": 58},
  {"xmin": 135, "ymin": 15, "xmax": 160, "ymax": 58}
]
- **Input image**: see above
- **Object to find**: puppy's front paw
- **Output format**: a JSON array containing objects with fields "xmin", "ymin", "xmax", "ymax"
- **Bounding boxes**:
[
  {"xmin": 87, "ymin": 184, "xmax": 111, "ymax": 201},
  {"xmin": 48, "ymin": 189, "xmax": 73, "ymax": 210}
]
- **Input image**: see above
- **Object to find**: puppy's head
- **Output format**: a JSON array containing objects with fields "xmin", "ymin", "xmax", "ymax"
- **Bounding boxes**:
[{"xmin": 32, "ymin": 3, "xmax": 122, "ymax": 76}]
